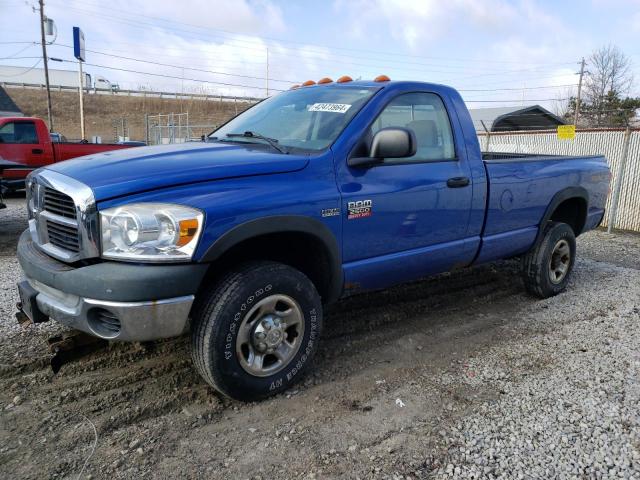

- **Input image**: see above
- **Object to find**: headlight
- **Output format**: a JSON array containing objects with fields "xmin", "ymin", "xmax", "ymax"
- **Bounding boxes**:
[{"xmin": 100, "ymin": 203, "xmax": 203, "ymax": 262}]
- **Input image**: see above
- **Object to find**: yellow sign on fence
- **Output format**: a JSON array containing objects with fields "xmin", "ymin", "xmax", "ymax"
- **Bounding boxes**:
[{"xmin": 557, "ymin": 125, "xmax": 576, "ymax": 140}]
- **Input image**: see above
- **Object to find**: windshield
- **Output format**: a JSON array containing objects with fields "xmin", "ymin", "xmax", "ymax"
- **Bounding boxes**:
[{"xmin": 210, "ymin": 85, "xmax": 378, "ymax": 152}]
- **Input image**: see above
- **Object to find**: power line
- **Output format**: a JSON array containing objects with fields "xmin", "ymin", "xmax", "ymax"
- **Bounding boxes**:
[
  {"xmin": 44, "ymin": 0, "xmax": 577, "ymax": 80},
  {"xmin": 49, "ymin": 38, "xmax": 565, "ymax": 82},
  {"xmin": 47, "ymin": 34, "xmax": 568, "ymax": 88},
  {"xmin": 1, "ymin": 3, "xmax": 586, "ymax": 94},
  {"xmin": 16, "ymin": 3, "xmax": 575, "ymax": 87},
  {"xmin": 4, "ymin": 53, "xmax": 580, "ymax": 96},
  {"xmin": 2, "ymin": 43, "xmax": 37, "ymax": 58},
  {"xmin": 61, "ymin": 41, "xmax": 271, "ymax": 67},
  {"xmin": 0, "ymin": 59, "xmax": 42, "ymax": 76},
  {"xmin": 55, "ymin": 59, "xmax": 284, "ymax": 92},
  {"xmin": 0, "ymin": 56, "xmax": 43, "ymax": 60},
  {"xmin": 54, "ymin": 43, "xmax": 300, "ymax": 84},
  {"xmin": 458, "ymin": 83, "xmax": 578, "ymax": 92},
  {"xmin": 43, "ymin": 7, "xmax": 560, "ymax": 78},
  {"xmin": 1, "ymin": 53, "xmax": 579, "ymax": 101},
  {"xmin": 47, "ymin": 0, "xmax": 577, "ymax": 67},
  {"xmin": 50, "ymin": 44, "xmax": 579, "ymax": 94},
  {"xmin": 1, "ymin": 59, "xmax": 578, "ymax": 101}
]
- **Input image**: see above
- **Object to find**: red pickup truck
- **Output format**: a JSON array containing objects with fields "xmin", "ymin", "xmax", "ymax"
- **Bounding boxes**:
[{"xmin": 0, "ymin": 117, "xmax": 136, "ymax": 191}]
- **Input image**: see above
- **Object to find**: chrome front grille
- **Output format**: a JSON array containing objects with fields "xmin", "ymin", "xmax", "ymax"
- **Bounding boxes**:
[
  {"xmin": 39, "ymin": 187, "xmax": 82, "ymax": 252},
  {"xmin": 46, "ymin": 220, "xmax": 81, "ymax": 252},
  {"xmin": 43, "ymin": 187, "xmax": 77, "ymax": 219},
  {"xmin": 27, "ymin": 170, "xmax": 100, "ymax": 263}
]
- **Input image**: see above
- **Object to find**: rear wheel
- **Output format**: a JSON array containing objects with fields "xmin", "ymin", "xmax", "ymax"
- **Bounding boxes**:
[
  {"xmin": 522, "ymin": 222, "xmax": 576, "ymax": 298},
  {"xmin": 191, "ymin": 261, "xmax": 322, "ymax": 401}
]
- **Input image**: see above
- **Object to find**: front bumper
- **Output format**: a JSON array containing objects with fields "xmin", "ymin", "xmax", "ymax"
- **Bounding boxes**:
[
  {"xmin": 20, "ymin": 278, "xmax": 194, "ymax": 341},
  {"xmin": 16, "ymin": 230, "xmax": 208, "ymax": 341}
]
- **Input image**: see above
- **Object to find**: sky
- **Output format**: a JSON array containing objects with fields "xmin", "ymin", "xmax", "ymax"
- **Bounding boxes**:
[{"xmin": 0, "ymin": 0, "xmax": 639, "ymax": 111}]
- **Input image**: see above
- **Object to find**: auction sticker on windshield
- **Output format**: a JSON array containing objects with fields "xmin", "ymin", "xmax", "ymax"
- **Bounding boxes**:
[{"xmin": 308, "ymin": 103, "xmax": 352, "ymax": 113}]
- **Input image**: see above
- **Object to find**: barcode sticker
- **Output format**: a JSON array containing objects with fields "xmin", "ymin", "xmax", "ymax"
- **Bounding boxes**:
[{"xmin": 308, "ymin": 103, "xmax": 352, "ymax": 113}]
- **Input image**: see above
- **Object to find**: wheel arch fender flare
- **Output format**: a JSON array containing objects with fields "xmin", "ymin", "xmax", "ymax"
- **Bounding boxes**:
[
  {"xmin": 535, "ymin": 186, "xmax": 589, "ymax": 245},
  {"xmin": 199, "ymin": 215, "xmax": 343, "ymax": 303}
]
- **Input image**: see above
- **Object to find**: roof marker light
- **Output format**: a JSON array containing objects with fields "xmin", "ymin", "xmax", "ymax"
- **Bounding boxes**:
[
  {"xmin": 290, "ymin": 84, "xmax": 300, "ymax": 89},
  {"xmin": 337, "ymin": 75, "xmax": 353, "ymax": 83},
  {"xmin": 374, "ymin": 75, "xmax": 391, "ymax": 82},
  {"xmin": 302, "ymin": 80, "xmax": 316, "ymax": 86},
  {"xmin": 318, "ymin": 77, "xmax": 333, "ymax": 84}
]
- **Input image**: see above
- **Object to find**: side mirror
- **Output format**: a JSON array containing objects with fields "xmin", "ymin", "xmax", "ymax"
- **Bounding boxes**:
[{"xmin": 348, "ymin": 127, "xmax": 416, "ymax": 168}]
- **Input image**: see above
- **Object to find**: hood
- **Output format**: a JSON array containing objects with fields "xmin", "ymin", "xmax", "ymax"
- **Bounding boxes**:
[{"xmin": 46, "ymin": 142, "xmax": 310, "ymax": 201}]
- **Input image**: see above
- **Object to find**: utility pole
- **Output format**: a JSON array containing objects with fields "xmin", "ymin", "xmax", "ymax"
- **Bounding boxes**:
[
  {"xmin": 574, "ymin": 57, "xmax": 586, "ymax": 127},
  {"xmin": 38, "ymin": 0, "xmax": 53, "ymax": 132},
  {"xmin": 265, "ymin": 48, "xmax": 269, "ymax": 97},
  {"xmin": 78, "ymin": 59, "xmax": 85, "ymax": 139}
]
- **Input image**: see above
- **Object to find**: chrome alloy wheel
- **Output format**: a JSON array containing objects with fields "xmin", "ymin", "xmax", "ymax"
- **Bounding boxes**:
[
  {"xmin": 235, "ymin": 294, "xmax": 305, "ymax": 377},
  {"xmin": 549, "ymin": 239, "xmax": 571, "ymax": 284}
]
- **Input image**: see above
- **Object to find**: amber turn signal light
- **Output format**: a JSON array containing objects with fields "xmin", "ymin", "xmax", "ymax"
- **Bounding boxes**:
[{"xmin": 177, "ymin": 219, "xmax": 199, "ymax": 247}]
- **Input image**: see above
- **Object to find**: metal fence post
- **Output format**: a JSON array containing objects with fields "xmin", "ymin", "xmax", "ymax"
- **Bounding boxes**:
[
  {"xmin": 607, "ymin": 127, "xmax": 632, "ymax": 233},
  {"xmin": 144, "ymin": 113, "xmax": 149, "ymax": 145},
  {"xmin": 480, "ymin": 121, "xmax": 491, "ymax": 152}
]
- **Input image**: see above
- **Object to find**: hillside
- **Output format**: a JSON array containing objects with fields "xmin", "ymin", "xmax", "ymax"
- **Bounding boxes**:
[{"xmin": 5, "ymin": 87, "xmax": 253, "ymax": 142}]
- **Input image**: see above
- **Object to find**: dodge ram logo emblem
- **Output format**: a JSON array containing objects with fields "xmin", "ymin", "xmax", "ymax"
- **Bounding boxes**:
[{"xmin": 347, "ymin": 199, "xmax": 372, "ymax": 220}]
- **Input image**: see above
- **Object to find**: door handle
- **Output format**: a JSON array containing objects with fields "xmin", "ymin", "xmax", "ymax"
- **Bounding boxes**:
[
  {"xmin": 32, "ymin": 148, "xmax": 43, "ymax": 154},
  {"xmin": 446, "ymin": 176, "xmax": 470, "ymax": 188}
]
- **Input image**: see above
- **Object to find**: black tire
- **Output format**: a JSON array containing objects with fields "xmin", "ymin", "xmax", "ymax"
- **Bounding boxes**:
[
  {"xmin": 191, "ymin": 261, "xmax": 322, "ymax": 401},
  {"xmin": 522, "ymin": 221, "xmax": 576, "ymax": 298}
]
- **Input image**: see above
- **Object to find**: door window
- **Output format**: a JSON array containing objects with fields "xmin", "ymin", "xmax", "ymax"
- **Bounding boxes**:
[
  {"xmin": 0, "ymin": 121, "xmax": 38, "ymax": 144},
  {"xmin": 370, "ymin": 93, "xmax": 455, "ymax": 162}
]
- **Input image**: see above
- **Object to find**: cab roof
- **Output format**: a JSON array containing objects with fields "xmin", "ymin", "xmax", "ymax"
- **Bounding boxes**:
[{"xmin": 294, "ymin": 79, "xmax": 459, "ymax": 95}]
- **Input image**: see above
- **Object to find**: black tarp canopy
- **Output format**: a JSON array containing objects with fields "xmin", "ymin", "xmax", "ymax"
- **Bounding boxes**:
[{"xmin": 469, "ymin": 105, "xmax": 566, "ymax": 132}]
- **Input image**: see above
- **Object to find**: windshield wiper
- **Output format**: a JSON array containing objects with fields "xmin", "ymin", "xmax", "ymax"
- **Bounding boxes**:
[{"xmin": 225, "ymin": 131, "xmax": 287, "ymax": 154}]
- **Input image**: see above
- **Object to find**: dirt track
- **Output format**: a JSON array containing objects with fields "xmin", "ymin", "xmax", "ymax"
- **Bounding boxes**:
[{"xmin": 0, "ymin": 195, "xmax": 638, "ymax": 479}]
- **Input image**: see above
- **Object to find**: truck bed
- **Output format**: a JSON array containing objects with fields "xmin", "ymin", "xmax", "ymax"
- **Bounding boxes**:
[{"xmin": 475, "ymin": 152, "xmax": 610, "ymax": 265}]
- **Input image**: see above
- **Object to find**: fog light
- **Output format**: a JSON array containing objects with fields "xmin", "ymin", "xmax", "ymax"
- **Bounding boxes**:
[{"xmin": 87, "ymin": 308, "xmax": 121, "ymax": 338}]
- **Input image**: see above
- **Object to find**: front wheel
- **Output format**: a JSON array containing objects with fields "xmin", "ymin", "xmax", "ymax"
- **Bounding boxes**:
[
  {"xmin": 191, "ymin": 261, "xmax": 323, "ymax": 401},
  {"xmin": 522, "ymin": 221, "xmax": 576, "ymax": 298}
]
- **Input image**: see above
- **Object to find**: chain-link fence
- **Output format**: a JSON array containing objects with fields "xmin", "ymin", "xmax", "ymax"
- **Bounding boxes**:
[
  {"xmin": 145, "ymin": 113, "xmax": 193, "ymax": 145},
  {"xmin": 144, "ymin": 113, "xmax": 230, "ymax": 145},
  {"xmin": 479, "ymin": 128, "xmax": 640, "ymax": 232}
]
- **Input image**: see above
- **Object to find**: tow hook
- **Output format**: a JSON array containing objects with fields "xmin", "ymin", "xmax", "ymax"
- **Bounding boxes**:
[{"xmin": 15, "ymin": 303, "xmax": 31, "ymax": 326}]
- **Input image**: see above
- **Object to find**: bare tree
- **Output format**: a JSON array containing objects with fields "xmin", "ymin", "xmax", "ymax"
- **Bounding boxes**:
[
  {"xmin": 552, "ymin": 86, "xmax": 575, "ymax": 119},
  {"xmin": 584, "ymin": 45, "xmax": 634, "ymax": 125}
]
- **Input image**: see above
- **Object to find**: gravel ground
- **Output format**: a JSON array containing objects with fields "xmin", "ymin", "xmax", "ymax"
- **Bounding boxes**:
[{"xmin": 0, "ymin": 195, "xmax": 638, "ymax": 479}]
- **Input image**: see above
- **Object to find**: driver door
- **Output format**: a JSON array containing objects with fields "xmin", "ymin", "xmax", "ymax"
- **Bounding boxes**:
[{"xmin": 337, "ymin": 92, "xmax": 475, "ymax": 290}]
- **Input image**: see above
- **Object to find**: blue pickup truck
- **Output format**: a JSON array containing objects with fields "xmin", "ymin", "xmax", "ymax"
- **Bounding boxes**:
[{"xmin": 16, "ymin": 77, "xmax": 610, "ymax": 400}]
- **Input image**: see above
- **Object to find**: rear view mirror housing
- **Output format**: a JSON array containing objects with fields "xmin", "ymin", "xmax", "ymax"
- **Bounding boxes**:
[{"xmin": 348, "ymin": 127, "xmax": 416, "ymax": 168}]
